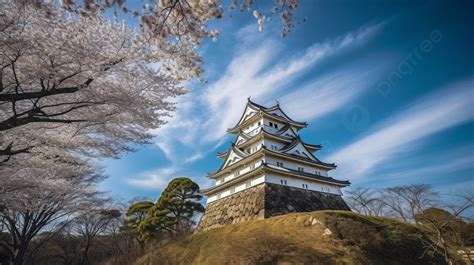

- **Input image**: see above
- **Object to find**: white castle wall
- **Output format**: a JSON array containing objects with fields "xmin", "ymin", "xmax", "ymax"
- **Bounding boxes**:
[
  {"xmin": 207, "ymin": 174, "xmax": 265, "ymax": 203},
  {"xmin": 264, "ymin": 156, "xmax": 329, "ymax": 177},
  {"xmin": 265, "ymin": 173, "xmax": 342, "ymax": 195},
  {"xmin": 207, "ymin": 171, "xmax": 342, "ymax": 204}
]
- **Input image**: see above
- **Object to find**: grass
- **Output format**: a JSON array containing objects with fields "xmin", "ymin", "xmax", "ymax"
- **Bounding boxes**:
[{"xmin": 135, "ymin": 211, "xmax": 462, "ymax": 265}]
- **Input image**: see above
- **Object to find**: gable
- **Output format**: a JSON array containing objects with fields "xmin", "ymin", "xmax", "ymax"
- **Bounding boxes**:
[
  {"xmin": 222, "ymin": 148, "xmax": 245, "ymax": 169},
  {"xmin": 235, "ymin": 135, "xmax": 246, "ymax": 145},
  {"xmin": 277, "ymin": 126, "xmax": 297, "ymax": 138},
  {"xmin": 235, "ymin": 103, "xmax": 259, "ymax": 127},
  {"xmin": 266, "ymin": 108, "xmax": 287, "ymax": 120},
  {"xmin": 284, "ymin": 142, "xmax": 316, "ymax": 161}
]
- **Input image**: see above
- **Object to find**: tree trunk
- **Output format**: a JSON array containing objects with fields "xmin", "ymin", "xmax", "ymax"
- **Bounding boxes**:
[
  {"xmin": 80, "ymin": 238, "xmax": 91, "ymax": 265},
  {"xmin": 12, "ymin": 242, "xmax": 27, "ymax": 265}
]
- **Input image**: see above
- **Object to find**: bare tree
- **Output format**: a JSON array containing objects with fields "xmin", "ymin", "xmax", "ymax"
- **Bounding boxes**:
[
  {"xmin": 345, "ymin": 187, "xmax": 385, "ymax": 216},
  {"xmin": 380, "ymin": 184, "xmax": 439, "ymax": 223},
  {"xmin": 402, "ymin": 190, "xmax": 474, "ymax": 265},
  {"xmin": 73, "ymin": 208, "xmax": 121, "ymax": 265}
]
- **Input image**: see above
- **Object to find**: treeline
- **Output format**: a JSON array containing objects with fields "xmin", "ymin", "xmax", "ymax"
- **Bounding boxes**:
[
  {"xmin": 0, "ymin": 177, "xmax": 204, "ymax": 265},
  {"xmin": 1, "ymin": 181, "xmax": 472, "ymax": 264},
  {"xmin": 345, "ymin": 184, "xmax": 474, "ymax": 264}
]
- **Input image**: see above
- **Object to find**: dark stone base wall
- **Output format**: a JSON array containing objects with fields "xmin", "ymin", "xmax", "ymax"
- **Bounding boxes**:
[
  {"xmin": 196, "ymin": 184, "xmax": 266, "ymax": 231},
  {"xmin": 264, "ymin": 183, "xmax": 350, "ymax": 217},
  {"xmin": 196, "ymin": 183, "xmax": 350, "ymax": 231}
]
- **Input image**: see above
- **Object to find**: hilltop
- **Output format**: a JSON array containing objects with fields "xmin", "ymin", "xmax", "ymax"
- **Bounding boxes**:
[{"xmin": 135, "ymin": 211, "xmax": 463, "ymax": 265}]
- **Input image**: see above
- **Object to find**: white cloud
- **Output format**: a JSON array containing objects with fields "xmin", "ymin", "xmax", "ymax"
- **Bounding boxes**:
[
  {"xmin": 202, "ymin": 22, "xmax": 386, "ymax": 142},
  {"xmin": 375, "ymin": 145, "xmax": 474, "ymax": 182},
  {"xmin": 127, "ymin": 22, "xmax": 388, "ymax": 191},
  {"xmin": 127, "ymin": 167, "xmax": 178, "ymax": 190},
  {"xmin": 280, "ymin": 57, "xmax": 390, "ymax": 121},
  {"xmin": 329, "ymin": 77, "xmax": 474, "ymax": 179}
]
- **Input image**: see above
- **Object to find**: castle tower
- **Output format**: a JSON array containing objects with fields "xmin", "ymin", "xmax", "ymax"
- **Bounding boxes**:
[{"xmin": 197, "ymin": 98, "xmax": 350, "ymax": 231}]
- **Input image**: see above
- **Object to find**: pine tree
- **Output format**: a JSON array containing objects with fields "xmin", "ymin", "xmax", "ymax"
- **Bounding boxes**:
[{"xmin": 139, "ymin": 177, "xmax": 204, "ymax": 241}]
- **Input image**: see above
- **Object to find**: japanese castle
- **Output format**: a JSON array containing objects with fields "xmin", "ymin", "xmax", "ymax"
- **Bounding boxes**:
[{"xmin": 197, "ymin": 98, "xmax": 351, "ymax": 231}]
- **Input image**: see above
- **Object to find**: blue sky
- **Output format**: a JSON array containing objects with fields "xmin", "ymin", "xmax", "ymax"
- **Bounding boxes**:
[{"xmin": 99, "ymin": 1, "xmax": 474, "ymax": 203}]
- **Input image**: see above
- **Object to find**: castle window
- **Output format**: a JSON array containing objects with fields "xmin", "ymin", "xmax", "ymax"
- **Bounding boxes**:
[
  {"xmin": 230, "ymin": 187, "xmax": 235, "ymax": 194},
  {"xmin": 269, "ymin": 122, "xmax": 273, "ymax": 127},
  {"xmin": 302, "ymin": 184, "xmax": 308, "ymax": 189},
  {"xmin": 258, "ymin": 121, "xmax": 261, "ymax": 126},
  {"xmin": 315, "ymin": 171, "xmax": 321, "ymax": 176},
  {"xmin": 297, "ymin": 167, "xmax": 304, "ymax": 172},
  {"xmin": 280, "ymin": 179, "xmax": 287, "ymax": 185},
  {"xmin": 274, "ymin": 123, "xmax": 278, "ymax": 129},
  {"xmin": 276, "ymin": 162, "xmax": 283, "ymax": 167},
  {"xmin": 234, "ymin": 171, "xmax": 240, "ymax": 177}
]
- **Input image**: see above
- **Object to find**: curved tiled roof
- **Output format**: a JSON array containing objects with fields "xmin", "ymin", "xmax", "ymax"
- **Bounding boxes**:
[
  {"xmin": 263, "ymin": 145, "xmax": 336, "ymax": 169},
  {"xmin": 264, "ymin": 163, "xmax": 349, "ymax": 185},
  {"xmin": 247, "ymin": 98, "xmax": 306, "ymax": 125},
  {"xmin": 213, "ymin": 144, "xmax": 250, "ymax": 172},
  {"xmin": 227, "ymin": 98, "xmax": 307, "ymax": 133},
  {"xmin": 201, "ymin": 162, "xmax": 349, "ymax": 194}
]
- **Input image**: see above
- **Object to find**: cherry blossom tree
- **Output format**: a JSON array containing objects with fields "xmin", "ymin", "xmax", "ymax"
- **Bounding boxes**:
[
  {"xmin": 0, "ymin": 0, "xmax": 303, "ymax": 165},
  {"xmin": 0, "ymin": 1, "xmax": 186, "ymax": 164},
  {"xmin": 0, "ymin": 1, "xmax": 304, "ymax": 264},
  {"xmin": 0, "ymin": 150, "xmax": 106, "ymax": 265}
]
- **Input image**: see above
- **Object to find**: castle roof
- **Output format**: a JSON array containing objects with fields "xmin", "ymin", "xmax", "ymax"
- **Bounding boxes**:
[
  {"xmin": 214, "ymin": 144, "xmax": 249, "ymax": 172},
  {"xmin": 218, "ymin": 128, "xmax": 322, "ymax": 159},
  {"xmin": 201, "ymin": 162, "xmax": 350, "ymax": 194},
  {"xmin": 209, "ymin": 145, "xmax": 336, "ymax": 179},
  {"xmin": 227, "ymin": 98, "xmax": 307, "ymax": 134}
]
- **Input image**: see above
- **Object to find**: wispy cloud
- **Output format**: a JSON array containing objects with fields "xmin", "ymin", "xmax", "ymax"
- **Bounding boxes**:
[
  {"xmin": 127, "ymin": 167, "xmax": 178, "ymax": 190},
  {"xmin": 127, "ymin": 22, "xmax": 388, "ymax": 190},
  {"xmin": 279, "ymin": 56, "xmax": 391, "ymax": 121},
  {"xmin": 373, "ymin": 144, "xmax": 474, "ymax": 183},
  {"xmin": 329, "ymin": 77, "xmax": 474, "ymax": 179},
  {"xmin": 203, "ymin": 22, "xmax": 386, "ymax": 142}
]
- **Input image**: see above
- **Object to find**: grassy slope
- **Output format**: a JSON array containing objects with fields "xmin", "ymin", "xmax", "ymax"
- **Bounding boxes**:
[{"xmin": 135, "ymin": 211, "xmax": 462, "ymax": 265}]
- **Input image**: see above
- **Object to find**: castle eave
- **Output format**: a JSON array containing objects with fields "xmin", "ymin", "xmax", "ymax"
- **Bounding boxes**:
[
  {"xmin": 263, "ymin": 147, "xmax": 337, "ymax": 170},
  {"xmin": 202, "ymin": 163, "xmax": 349, "ymax": 195},
  {"xmin": 264, "ymin": 163, "xmax": 350, "ymax": 186},
  {"xmin": 202, "ymin": 165, "xmax": 265, "ymax": 194},
  {"xmin": 227, "ymin": 110, "xmax": 307, "ymax": 134},
  {"xmin": 208, "ymin": 150, "xmax": 264, "ymax": 179}
]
